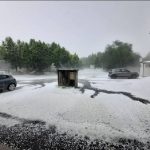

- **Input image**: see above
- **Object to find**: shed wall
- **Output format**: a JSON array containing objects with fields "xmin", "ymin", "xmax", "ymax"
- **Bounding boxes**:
[{"xmin": 57, "ymin": 70, "xmax": 78, "ymax": 87}]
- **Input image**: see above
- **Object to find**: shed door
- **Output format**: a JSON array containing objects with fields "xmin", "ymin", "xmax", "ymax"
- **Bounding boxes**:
[{"xmin": 69, "ymin": 72, "xmax": 75, "ymax": 80}]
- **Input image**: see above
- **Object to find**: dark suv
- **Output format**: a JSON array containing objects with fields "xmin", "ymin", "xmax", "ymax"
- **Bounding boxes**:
[
  {"xmin": 108, "ymin": 68, "xmax": 139, "ymax": 79},
  {"xmin": 0, "ymin": 74, "xmax": 17, "ymax": 91}
]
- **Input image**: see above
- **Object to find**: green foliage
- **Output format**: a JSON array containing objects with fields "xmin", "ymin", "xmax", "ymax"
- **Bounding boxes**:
[
  {"xmin": 0, "ymin": 37, "xmax": 80, "ymax": 72},
  {"xmin": 0, "ymin": 38, "xmax": 141, "ymax": 72},
  {"xmin": 94, "ymin": 52, "xmax": 103, "ymax": 68},
  {"xmin": 80, "ymin": 53, "xmax": 98, "ymax": 68},
  {"xmin": 1, "ymin": 37, "xmax": 19, "ymax": 70},
  {"xmin": 81, "ymin": 40, "xmax": 140, "ymax": 69},
  {"xmin": 70, "ymin": 53, "xmax": 80, "ymax": 68},
  {"xmin": 102, "ymin": 41, "xmax": 140, "ymax": 69}
]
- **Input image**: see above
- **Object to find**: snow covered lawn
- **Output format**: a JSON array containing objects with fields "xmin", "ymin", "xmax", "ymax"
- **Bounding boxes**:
[{"xmin": 0, "ymin": 69, "xmax": 150, "ymax": 145}]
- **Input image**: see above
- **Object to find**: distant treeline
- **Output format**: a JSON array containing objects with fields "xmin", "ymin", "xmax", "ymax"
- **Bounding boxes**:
[
  {"xmin": 81, "ymin": 41, "xmax": 141, "ymax": 70},
  {"xmin": 0, "ymin": 37, "xmax": 80, "ymax": 72},
  {"xmin": 0, "ymin": 38, "xmax": 144, "ymax": 72}
]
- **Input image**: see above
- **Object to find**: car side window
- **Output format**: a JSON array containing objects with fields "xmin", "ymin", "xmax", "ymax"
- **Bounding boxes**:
[
  {"xmin": 0, "ymin": 75, "xmax": 9, "ymax": 80},
  {"xmin": 121, "ymin": 69, "xmax": 126, "ymax": 72},
  {"xmin": 120, "ymin": 69, "xmax": 127, "ymax": 72},
  {"xmin": 124, "ymin": 69, "xmax": 129, "ymax": 72},
  {"xmin": 115, "ymin": 69, "xmax": 119, "ymax": 72}
]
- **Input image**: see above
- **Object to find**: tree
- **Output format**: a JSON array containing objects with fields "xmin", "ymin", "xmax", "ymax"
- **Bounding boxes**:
[
  {"xmin": 70, "ymin": 53, "xmax": 80, "ymax": 68},
  {"xmin": 102, "ymin": 41, "xmax": 140, "ymax": 69},
  {"xmin": 16, "ymin": 40, "xmax": 25, "ymax": 69},
  {"xmin": 0, "ymin": 37, "xmax": 81, "ymax": 72},
  {"xmin": 95, "ymin": 52, "xmax": 103, "ymax": 68},
  {"xmin": 80, "ymin": 53, "xmax": 97, "ymax": 68},
  {"xmin": 80, "ymin": 40, "xmax": 140, "ymax": 69},
  {"xmin": 28, "ymin": 39, "xmax": 52, "ymax": 72},
  {"xmin": 1, "ymin": 37, "xmax": 19, "ymax": 71}
]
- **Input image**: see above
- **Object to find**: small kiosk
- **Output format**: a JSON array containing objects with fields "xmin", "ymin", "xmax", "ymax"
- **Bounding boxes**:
[
  {"xmin": 57, "ymin": 69, "xmax": 78, "ymax": 87},
  {"xmin": 140, "ymin": 60, "xmax": 150, "ymax": 77}
]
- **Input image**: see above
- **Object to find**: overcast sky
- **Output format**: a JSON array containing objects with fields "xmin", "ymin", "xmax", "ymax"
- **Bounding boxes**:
[{"xmin": 0, "ymin": 1, "xmax": 150, "ymax": 57}]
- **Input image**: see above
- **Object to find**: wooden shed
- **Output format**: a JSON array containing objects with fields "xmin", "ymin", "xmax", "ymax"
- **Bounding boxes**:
[{"xmin": 57, "ymin": 69, "xmax": 78, "ymax": 87}]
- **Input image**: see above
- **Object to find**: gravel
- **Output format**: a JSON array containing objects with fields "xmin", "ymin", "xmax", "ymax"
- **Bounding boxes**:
[{"xmin": 0, "ymin": 122, "xmax": 149, "ymax": 150}]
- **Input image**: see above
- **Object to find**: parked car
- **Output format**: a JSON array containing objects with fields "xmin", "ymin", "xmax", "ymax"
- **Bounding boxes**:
[
  {"xmin": 0, "ymin": 74, "xmax": 17, "ymax": 91},
  {"xmin": 108, "ymin": 68, "xmax": 139, "ymax": 79}
]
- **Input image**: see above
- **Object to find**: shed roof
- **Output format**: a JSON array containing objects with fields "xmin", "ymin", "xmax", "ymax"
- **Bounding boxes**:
[
  {"xmin": 57, "ymin": 68, "xmax": 78, "ymax": 71},
  {"xmin": 141, "ymin": 61, "xmax": 150, "ymax": 64}
]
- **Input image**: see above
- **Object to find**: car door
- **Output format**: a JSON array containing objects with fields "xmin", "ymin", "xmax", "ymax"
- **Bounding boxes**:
[
  {"xmin": 0, "ymin": 75, "xmax": 4, "ymax": 89},
  {"xmin": 121, "ymin": 69, "xmax": 130, "ymax": 77},
  {"xmin": 123, "ymin": 69, "xmax": 130, "ymax": 77},
  {"xmin": 0, "ymin": 75, "xmax": 10, "ymax": 89},
  {"xmin": 116, "ymin": 69, "xmax": 123, "ymax": 77},
  {"xmin": 117, "ymin": 69, "xmax": 127, "ymax": 77}
]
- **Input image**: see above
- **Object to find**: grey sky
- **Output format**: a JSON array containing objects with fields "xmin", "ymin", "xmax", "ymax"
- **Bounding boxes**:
[{"xmin": 0, "ymin": 1, "xmax": 150, "ymax": 57}]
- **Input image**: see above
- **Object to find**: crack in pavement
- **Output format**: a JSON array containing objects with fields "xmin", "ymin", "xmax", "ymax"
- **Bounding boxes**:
[{"xmin": 79, "ymin": 79, "xmax": 150, "ymax": 105}]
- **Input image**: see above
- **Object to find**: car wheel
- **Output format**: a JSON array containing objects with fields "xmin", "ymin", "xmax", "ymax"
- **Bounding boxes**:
[
  {"xmin": 111, "ymin": 75, "xmax": 117, "ymax": 79},
  {"xmin": 8, "ymin": 83, "xmax": 16, "ymax": 91},
  {"xmin": 131, "ymin": 74, "xmax": 137, "ymax": 79}
]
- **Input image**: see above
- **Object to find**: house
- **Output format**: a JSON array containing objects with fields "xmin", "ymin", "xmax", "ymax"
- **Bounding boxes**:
[
  {"xmin": 57, "ymin": 69, "xmax": 78, "ymax": 87},
  {"xmin": 140, "ymin": 60, "xmax": 150, "ymax": 77}
]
